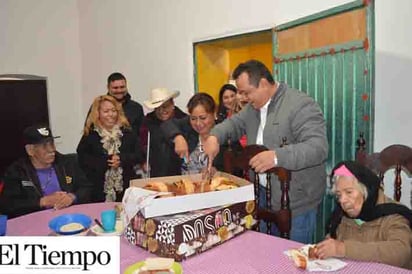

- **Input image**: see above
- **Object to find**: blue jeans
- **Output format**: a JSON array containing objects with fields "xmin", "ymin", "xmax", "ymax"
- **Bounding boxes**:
[{"xmin": 258, "ymin": 185, "xmax": 317, "ymax": 244}]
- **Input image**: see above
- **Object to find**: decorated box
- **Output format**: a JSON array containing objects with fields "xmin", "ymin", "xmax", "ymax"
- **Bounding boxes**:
[
  {"xmin": 128, "ymin": 172, "xmax": 254, "ymax": 218},
  {"xmin": 124, "ymin": 201, "xmax": 257, "ymax": 261}
]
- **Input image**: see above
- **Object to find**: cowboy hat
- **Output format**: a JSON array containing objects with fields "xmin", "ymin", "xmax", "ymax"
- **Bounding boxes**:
[{"xmin": 143, "ymin": 88, "xmax": 180, "ymax": 109}]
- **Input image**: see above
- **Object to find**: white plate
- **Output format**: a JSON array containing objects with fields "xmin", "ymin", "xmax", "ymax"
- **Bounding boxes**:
[{"xmin": 90, "ymin": 220, "xmax": 124, "ymax": 236}]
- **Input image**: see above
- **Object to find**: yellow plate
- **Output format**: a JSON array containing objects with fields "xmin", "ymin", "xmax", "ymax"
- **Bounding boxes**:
[{"xmin": 124, "ymin": 261, "xmax": 182, "ymax": 274}]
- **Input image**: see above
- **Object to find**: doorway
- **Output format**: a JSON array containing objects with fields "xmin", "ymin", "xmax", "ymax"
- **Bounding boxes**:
[
  {"xmin": 0, "ymin": 74, "xmax": 50, "ymax": 175},
  {"xmin": 193, "ymin": 30, "xmax": 272, "ymax": 102}
]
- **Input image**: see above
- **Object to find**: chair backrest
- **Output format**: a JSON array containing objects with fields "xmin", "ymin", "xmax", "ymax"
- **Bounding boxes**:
[
  {"xmin": 223, "ymin": 144, "xmax": 291, "ymax": 238},
  {"xmin": 356, "ymin": 133, "xmax": 412, "ymax": 203}
]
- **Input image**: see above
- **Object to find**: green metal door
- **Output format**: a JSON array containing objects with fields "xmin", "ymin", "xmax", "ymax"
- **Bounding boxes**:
[{"xmin": 273, "ymin": 0, "xmax": 375, "ymax": 241}]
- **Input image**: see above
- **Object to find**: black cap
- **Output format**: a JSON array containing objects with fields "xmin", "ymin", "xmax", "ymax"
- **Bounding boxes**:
[{"xmin": 23, "ymin": 125, "xmax": 60, "ymax": 145}]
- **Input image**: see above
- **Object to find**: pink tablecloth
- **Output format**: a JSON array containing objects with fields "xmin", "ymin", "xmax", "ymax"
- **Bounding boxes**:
[{"xmin": 7, "ymin": 202, "xmax": 411, "ymax": 274}]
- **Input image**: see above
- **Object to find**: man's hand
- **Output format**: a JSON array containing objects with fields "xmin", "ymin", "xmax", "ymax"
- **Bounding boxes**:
[
  {"xmin": 173, "ymin": 135, "xmax": 189, "ymax": 160},
  {"xmin": 108, "ymin": 154, "xmax": 121, "ymax": 168},
  {"xmin": 315, "ymin": 238, "xmax": 345, "ymax": 259},
  {"xmin": 203, "ymin": 135, "xmax": 220, "ymax": 170},
  {"xmin": 53, "ymin": 192, "xmax": 76, "ymax": 210},
  {"xmin": 39, "ymin": 191, "xmax": 66, "ymax": 208},
  {"xmin": 249, "ymin": 150, "xmax": 277, "ymax": 173}
]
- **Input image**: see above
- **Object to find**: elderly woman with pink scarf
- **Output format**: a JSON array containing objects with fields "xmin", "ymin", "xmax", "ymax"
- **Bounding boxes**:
[{"xmin": 315, "ymin": 161, "xmax": 412, "ymax": 269}]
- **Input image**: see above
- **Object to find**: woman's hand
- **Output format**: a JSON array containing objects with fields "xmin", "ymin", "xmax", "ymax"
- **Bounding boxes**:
[
  {"xmin": 108, "ymin": 154, "xmax": 121, "ymax": 168},
  {"xmin": 315, "ymin": 238, "xmax": 345, "ymax": 259}
]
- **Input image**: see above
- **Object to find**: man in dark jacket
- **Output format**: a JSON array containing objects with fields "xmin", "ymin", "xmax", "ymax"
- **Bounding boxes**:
[
  {"xmin": 0, "ymin": 125, "xmax": 92, "ymax": 218},
  {"xmin": 85, "ymin": 72, "xmax": 144, "ymax": 138},
  {"xmin": 141, "ymin": 88, "xmax": 187, "ymax": 177},
  {"xmin": 106, "ymin": 72, "xmax": 144, "ymax": 136}
]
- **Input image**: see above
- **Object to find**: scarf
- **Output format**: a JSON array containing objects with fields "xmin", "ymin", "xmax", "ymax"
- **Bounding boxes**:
[
  {"xmin": 95, "ymin": 125, "xmax": 123, "ymax": 202},
  {"xmin": 328, "ymin": 160, "xmax": 412, "ymax": 238}
]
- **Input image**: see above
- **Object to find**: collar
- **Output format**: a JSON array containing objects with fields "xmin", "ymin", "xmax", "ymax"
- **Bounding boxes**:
[
  {"xmin": 269, "ymin": 82, "xmax": 286, "ymax": 106},
  {"xmin": 260, "ymin": 98, "xmax": 271, "ymax": 113}
]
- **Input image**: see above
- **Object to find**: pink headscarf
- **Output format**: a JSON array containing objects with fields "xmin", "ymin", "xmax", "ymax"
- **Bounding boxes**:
[{"xmin": 333, "ymin": 164, "xmax": 355, "ymax": 178}]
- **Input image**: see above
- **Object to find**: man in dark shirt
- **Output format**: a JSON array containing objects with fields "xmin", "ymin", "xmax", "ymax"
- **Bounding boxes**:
[
  {"xmin": 0, "ymin": 125, "xmax": 92, "ymax": 218},
  {"xmin": 86, "ymin": 72, "xmax": 144, "ymax": 138},
  {"xmin": 141, "ymin": 88, "xmax": 187, "ymax": 177}
]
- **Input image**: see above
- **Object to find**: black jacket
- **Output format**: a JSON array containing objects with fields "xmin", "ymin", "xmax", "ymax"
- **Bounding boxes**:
[
  {"xmin": 121, "ymin": 93, "xmax": 144, "ymax": 137},
  {"xmin": 142, "ymin": 107, "xmax": 187, "ymax": 177},
  {"xmin": 76, "ymin": 127, "xmax": 143, "ymax": 202},
  {"xmin": 0, "ymin": 152, "xmax": 93, "ymax": 218}
]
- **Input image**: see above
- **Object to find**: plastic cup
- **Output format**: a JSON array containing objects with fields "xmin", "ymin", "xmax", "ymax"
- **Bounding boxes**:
[
  {"xmin": 101, "ymin": 209, "xmax": 116, "ymax": 232},
  {"xmin": 0, "ymin": 215, "xmax": 7, "ymax": 236}
]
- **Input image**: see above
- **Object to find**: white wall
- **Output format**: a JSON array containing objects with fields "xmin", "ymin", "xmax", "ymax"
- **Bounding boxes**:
[
  {"xmin": 1, "ymin": 0, "xmax": 411, "ymax": 155},
  {"xmin": 375, "ymin": 0, "xmax": 412, "ymax": 149},
  {"xmin": 77, "ymin": 0, "xmax": 352, "ymax": 115},
  {"xmin": 0, "ymin": 0, "xmax": 83, "ymax": 153}
]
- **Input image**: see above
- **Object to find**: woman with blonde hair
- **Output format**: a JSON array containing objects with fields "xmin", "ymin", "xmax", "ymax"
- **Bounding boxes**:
[{"xmin": 77, "ymin": 95, "xmax": 142, "ymax": 202}]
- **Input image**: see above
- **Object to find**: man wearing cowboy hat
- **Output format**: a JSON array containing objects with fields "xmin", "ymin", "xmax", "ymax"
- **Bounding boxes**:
[
  {"xmin": 140, "ymin": 88, "xmax": 187, "ymax": 177},
  {"xmin": 85, "ymin": 72, "xmax": 144, "ymax": 139},
  {"xmin": 0, "ymin": 125, "xmax": 93, "ymax": 218}
]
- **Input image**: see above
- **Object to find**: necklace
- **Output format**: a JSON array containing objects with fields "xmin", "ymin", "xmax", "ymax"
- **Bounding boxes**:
[{"xmin": 198, "ymin": 136, "xmax": 204, "ymax": 153}]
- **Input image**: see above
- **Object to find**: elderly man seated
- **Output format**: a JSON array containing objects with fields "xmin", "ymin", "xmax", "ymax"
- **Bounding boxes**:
[
  {"xmin": 0, "ymin": 125, "xmax": 92, "ymax": 218},
  {"xmin": 315, "ymin": 161, "xmax": 412, "ymax": 269}
]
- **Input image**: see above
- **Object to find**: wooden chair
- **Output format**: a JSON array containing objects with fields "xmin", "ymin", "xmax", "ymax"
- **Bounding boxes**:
[
  {"xmin": 356, "ymin": 133, "xmax": 412, "ymax": 204},
  {"xmin": 223, "ymin": 144, "xmax": 291, "ymax": 238}
]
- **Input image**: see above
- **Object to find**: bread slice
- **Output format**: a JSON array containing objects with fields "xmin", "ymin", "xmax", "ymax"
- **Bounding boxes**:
[
  {"xmin": 144, "ymin": 257, "xmax": 174, "ymax": 271},
  {"xmin": 210, "ymin": 176, "xmax": 238, "ymax": 191},
  {"xmin": 209, "ymin": 176, "xmax": 224, "ymax": 190},
  {"xmin": 182, "ymin": 178, "xmax": 195, "ymax": 194},
  {"xmin": 308, "ymin": 245, "xmax": 319, "ymax": 260},
  {"xmin": 290, "ymin": 249, "xmax": 307, "ymax": 269},
  {"xmin": 143, "ymin": 182, "xmax": 168, "ymax": 192}
]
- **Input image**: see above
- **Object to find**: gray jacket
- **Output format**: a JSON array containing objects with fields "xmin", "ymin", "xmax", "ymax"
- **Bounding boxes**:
[{"xmin": 211, "ymin": 83, "xmax": 328, "ymax": 216}]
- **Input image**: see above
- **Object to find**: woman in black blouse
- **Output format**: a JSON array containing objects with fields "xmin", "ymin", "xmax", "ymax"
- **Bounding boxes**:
[{"xmin": 77, "ymin": 95, "xmax": 142, "ymax": 202}]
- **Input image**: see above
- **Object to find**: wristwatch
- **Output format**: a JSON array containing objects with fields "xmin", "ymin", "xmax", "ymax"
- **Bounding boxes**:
[{"xmin": 273, "ymin": 152, "xmax": 278, "ymax": 167}]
